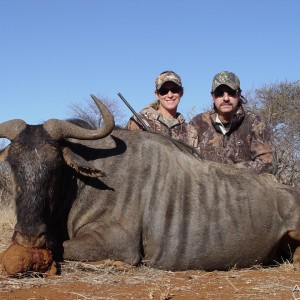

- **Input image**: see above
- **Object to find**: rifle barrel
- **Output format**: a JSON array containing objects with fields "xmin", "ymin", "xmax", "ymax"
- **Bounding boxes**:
[{"xmin": 117, "ymin": 92, "xmax": 151, "ymax": 131}]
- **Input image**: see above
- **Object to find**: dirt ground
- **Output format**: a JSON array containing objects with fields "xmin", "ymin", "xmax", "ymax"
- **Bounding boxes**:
[{"xmin": 1, "ymin": 260, "xmax": 300, "ymax": 300}]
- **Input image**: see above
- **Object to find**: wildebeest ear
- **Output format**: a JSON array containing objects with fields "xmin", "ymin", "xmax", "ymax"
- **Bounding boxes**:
[{"xmin": 62, "ymin": 147, "xmax": 106, "ymax": 178}]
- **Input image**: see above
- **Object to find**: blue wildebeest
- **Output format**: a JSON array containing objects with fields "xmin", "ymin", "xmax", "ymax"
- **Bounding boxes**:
[{"xmin": 0, "ymin": 95, "xmax": 300, "ymax": 272}]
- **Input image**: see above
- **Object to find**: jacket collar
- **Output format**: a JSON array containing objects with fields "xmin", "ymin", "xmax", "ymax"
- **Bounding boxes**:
[{"xmin": 144, "ymin": 107, "xmax": 186, "ymax": 126}]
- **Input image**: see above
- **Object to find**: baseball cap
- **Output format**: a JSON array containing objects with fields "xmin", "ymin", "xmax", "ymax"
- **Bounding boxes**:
[
  {"xmin": 155, "ymin": 71, "xmax": 182, "ymax": 90},
  {"xmin": 211, "ymin": 71, "xmax": 240, "ymax": 92}
]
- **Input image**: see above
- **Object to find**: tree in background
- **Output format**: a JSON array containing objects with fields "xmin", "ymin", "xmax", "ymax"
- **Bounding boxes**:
[
  {"xmin": 67, "ymin": 95, "xmax": 127, "ymax": 128},
  {"xmin": 246, "ymin": 80, "xmax": 300, "ymax": 187}
]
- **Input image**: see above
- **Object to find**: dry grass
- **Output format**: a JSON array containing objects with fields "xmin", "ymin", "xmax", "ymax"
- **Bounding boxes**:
[{"xmin": 2, "ymin": 260, "xmax": 298, "ymax": 297}]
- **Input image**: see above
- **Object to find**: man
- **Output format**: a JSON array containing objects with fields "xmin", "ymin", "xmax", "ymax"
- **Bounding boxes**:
[
  {"xmin": 127, "ymin": 71, "xmax": 198, "ymax": 148},
  {"xmin": 190, "ymin": 71, "xmax": 274, "ymax": 174}
]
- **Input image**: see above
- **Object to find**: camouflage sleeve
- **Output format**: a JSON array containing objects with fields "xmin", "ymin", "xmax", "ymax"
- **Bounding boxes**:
[
  {"xmin": 187, "ymin": 124, "xmax": 199, "ymax": 149},
  {"xmin": 126, "ymin": 116, "xmax": 144, "ymax": 131},
  {"xmin": 235, "ymin": 158, "xmax": 274, "ymax": 175},
  {"xmin": 236, "ymin": 119, "xmax": 275, "ymax": 174}
]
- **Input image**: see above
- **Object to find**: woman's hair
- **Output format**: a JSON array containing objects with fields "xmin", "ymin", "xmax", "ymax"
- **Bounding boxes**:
[{"xmin": 144, "ymin": 100, "xmax": 160, "ymax": 110}]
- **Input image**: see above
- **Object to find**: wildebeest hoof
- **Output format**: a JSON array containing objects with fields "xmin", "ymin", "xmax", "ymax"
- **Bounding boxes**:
[{"xmin": 0, "ymin": 242, "xmax": 57, "ymax": 276}]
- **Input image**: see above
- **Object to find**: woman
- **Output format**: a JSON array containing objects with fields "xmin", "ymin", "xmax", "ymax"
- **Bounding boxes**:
[{"xmin": 126, "ymin": 71, "xmax": 198, "ymax": 148}]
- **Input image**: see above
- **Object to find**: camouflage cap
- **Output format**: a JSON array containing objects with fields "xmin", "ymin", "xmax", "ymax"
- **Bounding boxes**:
[
  {"xmin": 155, "ymin": 71, "xmax": 182, "ymax": 90},
  {"xmin": 211, "ymin": 71, "xmax": 240, "ymax": 92}
]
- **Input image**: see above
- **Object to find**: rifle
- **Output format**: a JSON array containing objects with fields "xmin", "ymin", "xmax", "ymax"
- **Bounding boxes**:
[{"xmin": 117, "ymin": 92, "xmax": 151, "ymax": 132}]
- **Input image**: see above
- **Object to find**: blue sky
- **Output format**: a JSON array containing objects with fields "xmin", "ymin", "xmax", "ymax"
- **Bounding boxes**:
[{"xmin": 0, "ymin": 0, "xmax": 299, "ymax": 126}]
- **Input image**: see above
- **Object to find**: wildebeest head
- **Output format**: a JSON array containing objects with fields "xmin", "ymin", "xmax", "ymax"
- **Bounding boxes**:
[{"xmin": 0, "ymin": 95, "xmax": 115, "ymax": 248}]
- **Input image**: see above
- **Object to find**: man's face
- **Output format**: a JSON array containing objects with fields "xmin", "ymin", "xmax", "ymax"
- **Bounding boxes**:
[{"xmin": 212, "ymin": 85, "xmax": 240, "ymax": 117}]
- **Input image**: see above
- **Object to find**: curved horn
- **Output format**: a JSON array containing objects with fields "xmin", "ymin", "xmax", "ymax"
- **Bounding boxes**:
[
  {"xmin": 0, "ymin": 119, "xmax": 27, "ymax": 141},
  {"xmin": 43, "ymin": 95, "xmax": 115, "ymax": 141}
]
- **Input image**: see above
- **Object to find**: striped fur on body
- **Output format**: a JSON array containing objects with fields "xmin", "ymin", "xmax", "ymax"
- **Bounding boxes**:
[{"xmin": 61, "ymin": 129, "xmax": 300, "ymax": 270}]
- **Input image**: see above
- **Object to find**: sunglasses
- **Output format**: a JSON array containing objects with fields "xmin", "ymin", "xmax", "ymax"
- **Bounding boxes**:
[
  {"xmin": 213, "ymin": 88, "xmax": 238, "ymax": 98},
  {"xmin": 158, "ymin": 86, "xmax": 182, "ymax": 96}
]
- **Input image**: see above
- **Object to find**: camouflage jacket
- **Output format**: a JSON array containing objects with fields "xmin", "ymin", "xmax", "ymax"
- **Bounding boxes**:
[
  {"xmin": 126, "ymin": 107, "xmax": 198, "ymax": 148},
  {"xmin": 190, "ymin": 106, "xmax": 274, "ymax": 174}
]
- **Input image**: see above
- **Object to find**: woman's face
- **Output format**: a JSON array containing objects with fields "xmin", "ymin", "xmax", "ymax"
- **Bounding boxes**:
[{"xmin": 155, "ymin": 82, "xmax": 183, "ymax": 117}]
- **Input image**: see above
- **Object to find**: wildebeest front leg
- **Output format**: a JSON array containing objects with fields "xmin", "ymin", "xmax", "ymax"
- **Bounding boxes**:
[
  {"xmin": 63, "ymin": 230, "xmax": 141, "ymax": 265},
  {"xmin": 287, "ymin": 229, "xmax": 300, "ymax": 266},
  {"xmin": 293, "ymin": 247, "xmax": 300, "ymax": 266}
]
